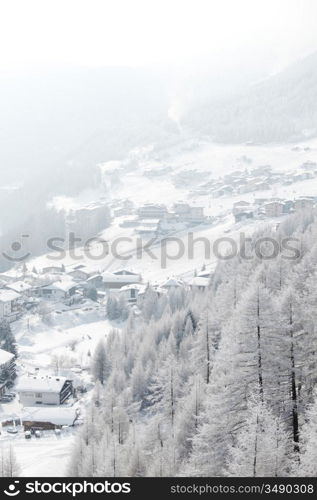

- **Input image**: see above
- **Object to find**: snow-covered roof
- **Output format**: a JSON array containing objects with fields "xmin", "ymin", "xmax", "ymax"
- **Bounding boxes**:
[
  {"xmin": 6, "ymin": 281, "xmax": 32, "ymax": 293},
  {"xmin": 153, "ymin": 286, "xmax": 168, "ymax": 295},
  {"xmin": 132, "ymin": 285, "xmax": 167, "ymax": 297},
  {"xmin": 161, "ymin": 278, "xmax": 184, "ymax": 288},
  {"xmin": 0, "ymin": 274, "xmax": 17, "ymax": 283},
  {"xmin": 102, "ymin": 272, "xmax": 141, "ymax": 284},
  {"xmin": 235, "ymin": 208, "xmax": 256, "ymax": 215},
  {"xmin": 67, "ymin": 269, "xmax": 91, "ymax": 276},
  {"xmin": 0, "ymin": 290, "xmax": 21, "ymax": 303},
  {"xmin": 138, "ymin": 218, "xmax": 160, "ymax": 224},
  {"xmin": 0, "ymin": 348, "xmax": 14, "ymax": 365},
  {"xmin": 137, "ymin": 226, "xmax": 158, "ymax": 232},
  {"xmin": 66, "ymin": 264, "xmax": 94, "ymax": 274},
  {"xmin": 16, "ymin": 376, "xmax": 67, "ymax": 393},
  {"xmin": 69, "ymin": 264, "xmax": 86, "ymax": 270},
  {"xmin": 233, "ymin": 200, "xmax": 250, "ymax": 207},
  {"xmin": 42, "ymin": 266, "xmax": 64, "ymax": 273},
  {"xmin": 264, "ymin": 200, "xmax": 285, "ymax": 206},
  {"xmin": 296, "ymin": 197, "xmax": 314, "ymax": 203},
  {"xmin": 113, "ymin": 269, "xmax": 139, "ymax": 276},
  {"xmin": 42, "ymin": 280, "xmax": 77, "ymax": 293},
  {"xmin": 54, "ymin": 280, "xmax": 78, "ymax": 292},
  {"xmin": 87, "ymin": 274, "xmax": 102, "ymax": 282},
  {"xmin": 139, "ymin": 203, "xmax": 166, "ymax": 209},
  {"xmin": 189, "ymin": 277, "xmax": 210, "ymax": 288},
  {"xmin": 22, "ymin": 406, "xmax": 78, "ymax": 425},
  {"xmin": 119, "ymin": 284, "xmax": 146, "ymax": 292}
]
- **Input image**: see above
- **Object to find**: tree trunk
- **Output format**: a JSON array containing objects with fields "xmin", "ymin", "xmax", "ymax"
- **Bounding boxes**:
[
  {"xmin": 206, "ymin": 313, "xmax": 210, "ymax": 384},
  {"xmin": 253, "ymin": 414, "xmax": 259, "ymax": 477},
  {"xmin": 257, "ymin": 290, "xmax": 264, "ymax": 401},
  {"xmin": 289, "ymin": 301, "xmax": 299, "ymax": 453}
]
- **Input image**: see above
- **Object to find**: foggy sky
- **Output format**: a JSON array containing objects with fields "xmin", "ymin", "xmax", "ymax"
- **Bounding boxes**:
[{"xmin": 0, "ymin": 0, "xmax": 317, "ymax": 73}]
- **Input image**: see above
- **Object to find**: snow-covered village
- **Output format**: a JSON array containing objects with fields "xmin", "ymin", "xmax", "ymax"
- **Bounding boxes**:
[{"xmin": 2, "ymin": 0, "xmax": 317, "ymax": 491}]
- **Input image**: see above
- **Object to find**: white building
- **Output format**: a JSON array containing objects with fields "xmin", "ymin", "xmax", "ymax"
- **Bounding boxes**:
[
  {"xmin": 0, "ymin": 290, "xmax": 21, "ymax": 321},
  {"xmin": 118, "ymin": 283, "xmax": 146, "ymax": 303},
  {"xmin": 42, "ymin": 266, "xmax": 65, "ymax": 275},
  {"xmin": 136, "ymin": 218, "xmax": 160, "ymax": 237},
  {"xmin": 102, "ymin": 270, "xmax": 142, "ymax": 289},
  {"xmin": 264, "ymin": 201, "xmax": 285, "ymax": 218},
  {"xmin": 5, "ymin": 281, "xmax": 33, "ymax": 296},
  {"xmin": 233, "ymin": 200, "xmax": 251, "ymax": 215},
  {"xmin": 137, "ymin": 204, "xmax": 167, "ymax": 219},
  {"xmin": 188, "ymin": 276, "xmax": 210, "ymax": 291},
  {"xmin": 294, "ymin": 198, "xmax": 315, "ymax": 211},
  {"xmin": 16, "ymin": 375, "xmax": 73, "ymax": 406},
  {"xmin": 67, "ymin": 265, "xmax": 95, "ymax": 281},
  {"xmin": 37, "ymin": 280, "xmax": 77, "ymax": 301},
  {"xmin": 173, "ymin": 203, "xmax": 206, "ymax": 223},
  {"xmin": 66, "ymin": 201, "xmax": 111, "ymax": 240}
]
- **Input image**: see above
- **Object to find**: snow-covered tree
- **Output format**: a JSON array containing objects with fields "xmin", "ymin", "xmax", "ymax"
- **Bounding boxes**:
[
  {"xmin": 225, "ymin": 397, "xmax": 289, "ymax": 477},
  {"xmin": 91, "ymin": 340, "xmax": 111, "ymax": 385},
  {"xmin": 296, "ymin": 394, "xmax": 317, "ymax": 476},
  {"xmin": 0, "ymin": 445, "xmax": 20, "ymax": 477},
  {"xmin": 0, "ymin": 321, "xmax": 17, "ymax": 358}
]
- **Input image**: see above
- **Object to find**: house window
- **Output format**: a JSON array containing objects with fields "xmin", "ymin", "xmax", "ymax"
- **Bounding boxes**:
[
  {"xmin": 131, "ymin": 289, "xmax": 136, "ymax": 299},
  {"xmin": 35, "ymin": 393, "xmax": 42, "ymax": 398}
]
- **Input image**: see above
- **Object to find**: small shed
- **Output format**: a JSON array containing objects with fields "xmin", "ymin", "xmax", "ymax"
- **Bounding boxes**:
[
  {"xmin": 189, "ymin": 277, "xmax": 210, "ymax": 291},
  {"xmin": 119, "ymin": 284, "xmax": 146, "ymax": 303},
  {"xmin": 21, "ymin": 406, "xmax": 79, "ymax": 430}
]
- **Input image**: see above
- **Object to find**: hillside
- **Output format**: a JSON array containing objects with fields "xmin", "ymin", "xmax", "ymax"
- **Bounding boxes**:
[
  {"xmin": 69, "ymin": 210, "xmax": 317, "ymax": 477},
  {"xmin": 0, "ymin": 65, "xmax": 180, "ymax": 237},
  {"xmin": 185, "ymin": 51, "xmax": 317, "ymax": 143}
]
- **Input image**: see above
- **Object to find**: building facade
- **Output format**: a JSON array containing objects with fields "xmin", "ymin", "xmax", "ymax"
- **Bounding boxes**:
[{"xmin": 16, "ymin": 376, "xmax": 73, "ymax": 406}]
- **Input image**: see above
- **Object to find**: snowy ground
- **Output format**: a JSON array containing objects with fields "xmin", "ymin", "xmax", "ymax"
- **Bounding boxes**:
[
  {"xmin": 0, "ymin": 306, "xmax": 121, "ymax": 476},
  {"xmin": 0, "ymin": 427, "xmax": 76, "ymax": 476},
  {"xmin": 13, "ymin": 306, "xmax": 113, "ymax": 373}
]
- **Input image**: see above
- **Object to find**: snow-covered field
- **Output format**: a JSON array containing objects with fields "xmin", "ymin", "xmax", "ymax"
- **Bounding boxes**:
[
  {"xmin": 1, "ymin": 428, "xmax": 76, "ymax": 476},
  {"xmin": 14, "ymin": 307, "xmax": 111, "ymax": 372}
]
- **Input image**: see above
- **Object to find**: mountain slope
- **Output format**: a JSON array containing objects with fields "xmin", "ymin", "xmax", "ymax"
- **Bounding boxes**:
[{"xmin": 185, "ymin": 51, "xmax": 317, "ymax": 143}]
